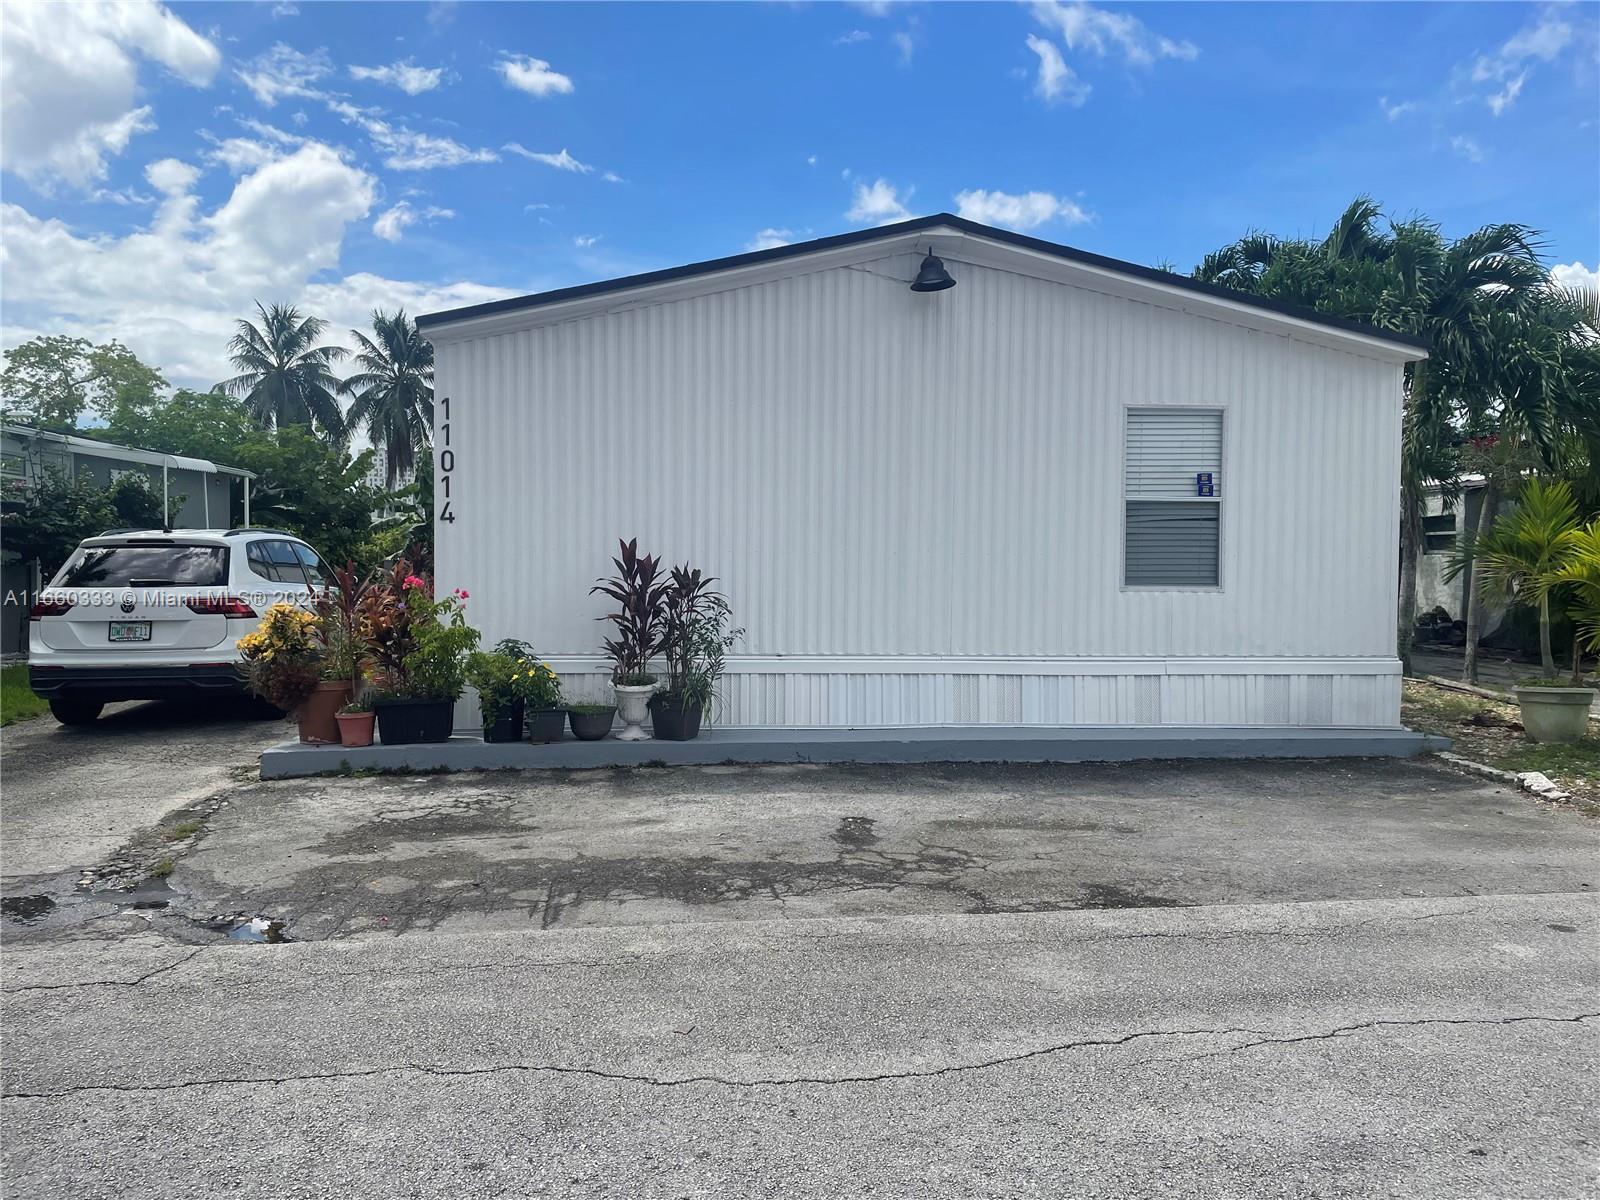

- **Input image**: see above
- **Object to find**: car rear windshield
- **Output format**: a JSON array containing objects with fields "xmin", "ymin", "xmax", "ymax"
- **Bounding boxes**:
[{"xmin": 55, "ymin": 544, "xmax": 229, "ymax": 588}]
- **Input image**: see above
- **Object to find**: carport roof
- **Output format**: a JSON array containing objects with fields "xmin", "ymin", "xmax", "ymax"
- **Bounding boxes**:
[{"xmin": 416, "ymin": 212, "xmax": 1430, "ymax": 355}]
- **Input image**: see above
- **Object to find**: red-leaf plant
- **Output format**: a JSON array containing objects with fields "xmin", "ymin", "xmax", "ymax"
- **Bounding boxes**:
[{"xmin": 591, "ymin": 538, "xmax": 670, "ymax": 685}]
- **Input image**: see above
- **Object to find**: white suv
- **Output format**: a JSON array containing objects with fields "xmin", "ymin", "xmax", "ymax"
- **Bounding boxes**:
[{"xmin": 28, "ymin": 528, "xmax": 331, "ymax": 725}]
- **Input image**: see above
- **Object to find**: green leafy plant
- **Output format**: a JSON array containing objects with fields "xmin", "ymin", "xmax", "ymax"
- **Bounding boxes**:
[
  {"xmin": 358, "ymin": 563, "xmax": 479, "ymax": 700},
  {"xmin": 338, "ymin": 698, "xmax": 373, "ymax": 715},
  {"xmin": 314, "ymin": 560, "xmax": 374, "ymax": 688},
  {"xmin": 464, "ymin": 638, "xmax": 560, "ymax": 723},
  {"xmin": 659, "ymin": 563, "xmax": 743, "ymax": 719}
]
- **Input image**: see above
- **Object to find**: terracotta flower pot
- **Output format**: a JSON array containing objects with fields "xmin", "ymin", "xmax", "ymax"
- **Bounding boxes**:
[
  {"xmin": 336, "ymin": 710, "xmax": 375, "ymax": 748},
  {"xmin": 297, "ymin": 680, "xmax": 351, "ymax": 745}
]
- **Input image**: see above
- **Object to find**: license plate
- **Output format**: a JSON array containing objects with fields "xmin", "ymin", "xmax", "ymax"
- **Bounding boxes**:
[{"xmin": 108, "ymin": 621, "xmax": 152, "ymax": 643}]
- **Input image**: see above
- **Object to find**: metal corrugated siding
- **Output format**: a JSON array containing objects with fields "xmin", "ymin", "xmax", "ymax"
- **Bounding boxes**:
[{"xmin": 435, "ymin": 250, "xmax": 1404, "ymax": 726}]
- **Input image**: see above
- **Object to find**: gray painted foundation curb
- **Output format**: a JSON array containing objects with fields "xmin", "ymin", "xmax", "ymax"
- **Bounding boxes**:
[{"xmin": 259, "ymin": 726, "xmax": 1449, "ymax": 779}]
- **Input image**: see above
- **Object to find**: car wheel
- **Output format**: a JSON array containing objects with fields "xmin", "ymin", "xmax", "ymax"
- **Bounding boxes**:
[{"xmin": 49, "ymin": 699, "xmax": 105, "ymax": 726}]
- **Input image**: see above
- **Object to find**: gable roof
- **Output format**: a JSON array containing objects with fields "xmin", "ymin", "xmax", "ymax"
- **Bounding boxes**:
[{"xmin": 416, "ymin": 212, "xmax": 1429, "ymax": 356}]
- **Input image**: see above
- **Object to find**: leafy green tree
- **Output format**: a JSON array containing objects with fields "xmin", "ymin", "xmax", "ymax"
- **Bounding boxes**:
[
  {"xmin": 1, "ymin": 469, "xmax": 168, "ymax": 570},
  {"xmin": 1193, "ymin": 198, "xmax": 1561, "ymax": 677},
  {"xmin": 228, "ymin": 426, "xmax": 386, "ymax": 568},
  {"xmin": 98, "ymin": 388, "xmax": 257, "ymax": 463},
  {"xmin": 223, "ymin": 303, "xmax": 347, "ymax": 441},
  {"xmin": 340, "ymin": 310, "xmax": 434, "ymax": 487},
  {"xmin": 0, "ymin": 336, "xmax": 166, "ymax": 431}
]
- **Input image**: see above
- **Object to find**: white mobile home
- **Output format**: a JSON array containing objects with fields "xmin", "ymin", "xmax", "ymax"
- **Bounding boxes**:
[{"xmin": 416, "ymin": 214, "xmax": 1426, "ymax": 732}]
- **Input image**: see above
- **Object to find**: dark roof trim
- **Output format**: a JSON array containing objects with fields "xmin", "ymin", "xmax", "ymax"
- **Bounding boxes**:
[{"xmin": 416, "ymin": 213, "xmax": 1429, "ymax": 352}]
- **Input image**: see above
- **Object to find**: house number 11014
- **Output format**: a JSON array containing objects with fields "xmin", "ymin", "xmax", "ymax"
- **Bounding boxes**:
[{"xmin": 438, "ymin": 395, "xmax": 456, "ymax": 524}]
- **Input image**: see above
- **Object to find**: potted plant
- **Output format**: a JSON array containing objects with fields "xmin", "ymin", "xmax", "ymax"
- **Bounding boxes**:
[
  {"xmin": 1512, "ymin": 679, "xmax": 1596, "ymax": 744},
  {"xmin": 650, "ymin": 563, "xmax": 743, "ymax": 740},
  {"xmin": 359, "ymin": 565, "xmax": 480, "ymax": 744},
  {"xmin": 517, "ymin": 654, "xmax": 566, "ymax": 743},
  {"xmin": 567, "ymin": 702, "xmax": 617, "ymax": 740},
  {"xmin": 236, "ymin": 603, "xmax": 325, "ymax": 742},
  {"xmin": 591, "ymin": 537, "xmax": 668, "ymax": 741},
  {"xmin": 336, "ymin": 697, "xmax": 375, "ymax": 747},
  {"xmin": 298, "ymin": 561, "xmax": 372, "ymax": 744},
  {"xmin": 467, "ymin": 642, "xmax": 526, "ymax": 743}
]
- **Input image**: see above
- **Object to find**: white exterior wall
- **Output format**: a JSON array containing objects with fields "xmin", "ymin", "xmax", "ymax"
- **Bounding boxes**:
[{"xmin": 431, "ymin": 241, "xmax": 1409, "ymax": 728}]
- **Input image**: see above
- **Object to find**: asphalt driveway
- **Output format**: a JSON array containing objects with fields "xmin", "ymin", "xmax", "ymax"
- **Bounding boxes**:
[{"xmin": 2, "ymin": 746, "xmax": 1596, "ymax": 1198}]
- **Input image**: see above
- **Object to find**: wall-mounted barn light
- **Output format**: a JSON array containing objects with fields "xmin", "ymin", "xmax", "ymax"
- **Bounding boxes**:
[{"xmin": 909, "ymin": 248, "xmax": 956, "ymax": 292}]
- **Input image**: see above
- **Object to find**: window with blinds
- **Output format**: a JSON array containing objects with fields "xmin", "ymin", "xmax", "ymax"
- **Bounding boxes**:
[{"xmin": 1124, "ymin": 408, "xmax": 1222, "ymax": 588}]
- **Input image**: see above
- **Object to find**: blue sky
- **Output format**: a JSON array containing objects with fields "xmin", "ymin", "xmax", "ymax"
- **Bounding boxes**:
[{"xmin": 2, "ymin": 0, "xmax": 1596, "ymax": 388}]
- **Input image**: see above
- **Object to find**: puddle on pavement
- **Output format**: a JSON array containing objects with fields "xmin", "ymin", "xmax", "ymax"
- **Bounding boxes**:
[
  {"xmin": 1, "ymin": 894, "xmax": 56, "ymax": 922},
  {"xmin": 118, "ymin": 878, "xmax": 174, "ymax": 910},
  {"xmin": 1076, "ymin": 883, "xmax": 1186, "ymax": 909},
  {"xmin": 227, "ymin": 916, "xmax": 293, "ymax": 943}
]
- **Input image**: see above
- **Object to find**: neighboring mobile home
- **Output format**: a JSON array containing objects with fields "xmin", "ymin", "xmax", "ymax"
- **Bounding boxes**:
[{"xmin": 416, "ymin": 214, "xmax": 1427, "ymax": 731}]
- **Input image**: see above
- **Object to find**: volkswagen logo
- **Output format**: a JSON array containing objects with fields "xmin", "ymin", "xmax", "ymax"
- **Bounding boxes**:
[{"xmin": 120, "ymin": 596, "xmax": 136, "ymax": 614}]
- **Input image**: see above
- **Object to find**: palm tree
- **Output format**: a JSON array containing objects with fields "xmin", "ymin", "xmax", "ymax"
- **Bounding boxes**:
[
  {"xmin": 223, "ymin": 302, "xmax": 347, "ymax": 441},
  {"xmin": 1193, "ymin": 200, "xmax": 1556, "ymax": 676},
  {"xmin": 339, "ymin": 310, "xmax": 433, "ymax": 488},
  {"xmin": 1446, "ymin": 477, "xmax": 1580, "ymax": 674}
]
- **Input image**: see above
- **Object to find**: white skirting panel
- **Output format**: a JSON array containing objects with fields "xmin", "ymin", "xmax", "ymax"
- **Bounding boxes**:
[{"xmin": 540, "ymin": 657, "xmax": 1404, "ymax": 730}]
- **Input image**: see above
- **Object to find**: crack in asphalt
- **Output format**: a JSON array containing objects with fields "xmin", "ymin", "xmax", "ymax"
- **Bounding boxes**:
[
  {"xmin": 4, "ymin": 1012, "xmax": 1593, "ymax": 1101},
  {"xmin": 0, "ymin": 949, "xmax": 207, "ymax": 996}
]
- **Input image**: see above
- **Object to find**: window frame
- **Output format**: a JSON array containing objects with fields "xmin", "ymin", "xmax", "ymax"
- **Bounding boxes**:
[{"xmin": 1119, "ymin": 405, "xmax": 1227, "ymax": 593}]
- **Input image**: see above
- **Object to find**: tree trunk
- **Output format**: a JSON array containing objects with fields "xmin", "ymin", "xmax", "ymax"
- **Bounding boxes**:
[
  {"xmin": 1462, "ymin": 481, "xmax": 1501, "ymax": 684},
  {"xmin": 1397, "ymin": 496, "xmax": 1422, "ymax": 675},
  {"xmin": 1538, "ymin": 593, "xmax": 1555, "ymax": 675},
  {"xmin": 1572, "ymin": 629, "xmax": 1585, "ymax": 685}
]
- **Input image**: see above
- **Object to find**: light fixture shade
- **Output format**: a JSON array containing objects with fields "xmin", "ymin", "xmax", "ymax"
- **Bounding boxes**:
[{"xmin": 910, "ymin": 250, "xmax": 956, "ymax": 292}]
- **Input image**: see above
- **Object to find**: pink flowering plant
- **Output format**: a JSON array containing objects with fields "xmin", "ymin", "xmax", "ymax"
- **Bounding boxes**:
[{"xmin": 357, "ymin": 560, "xmax": 480, "ymax": 700}]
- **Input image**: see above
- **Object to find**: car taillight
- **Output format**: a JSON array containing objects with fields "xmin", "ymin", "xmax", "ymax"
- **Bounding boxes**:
[
  {"xmin": 185, "ymin": 597, "xmax": 257, "ymax": 617},
  {"xmin": 28, "ymin": 598, "xmax": 75, "ymax": 618}
]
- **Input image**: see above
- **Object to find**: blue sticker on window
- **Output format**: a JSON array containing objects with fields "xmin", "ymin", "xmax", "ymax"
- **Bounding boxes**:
[{"xmin": 1196, "ymin": 472, "xmax": 1215, "ymax": 497}]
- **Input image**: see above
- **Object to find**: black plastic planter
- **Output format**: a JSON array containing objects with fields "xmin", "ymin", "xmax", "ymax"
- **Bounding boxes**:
[
  {"xmin": 374, "ymin": 697, "xmax": 455, "ymax": 744},
  {"xmin": 482, "ymin": 699, "xmax": 526, "ymax": 743},
  {"xmin": 568, "ymin": 706, "xmax": 616, "ymax": 741},
  {"xmin": 648, "ymin": 693, "xmax": 703, "ymax": 741},
  {"xmin": 527, "ymin": 707, "xmax": 567, "ymax": 744}
]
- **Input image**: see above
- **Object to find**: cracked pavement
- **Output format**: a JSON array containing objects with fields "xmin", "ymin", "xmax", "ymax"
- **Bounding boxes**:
[{"xmin": 2, "ymin": 714, "xmax": 1598, "ymax": 1197}]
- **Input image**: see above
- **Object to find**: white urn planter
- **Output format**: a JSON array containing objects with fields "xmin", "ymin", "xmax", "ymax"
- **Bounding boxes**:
[
  {"xmin": 1514, "ymin": 686, "xmax": 1595, "ymax": 744},
  {"xmin": 612, "ymin": 681, "xmax": 658, "ymax": 741}
]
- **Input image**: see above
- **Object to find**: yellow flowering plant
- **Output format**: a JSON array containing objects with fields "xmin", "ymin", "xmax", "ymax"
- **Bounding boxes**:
[
  {"xmin": 236, "ymin": 602, "xmax": 323, "ymax": 711},
  {"xmin": 465, "ymin": 638, "xmax": 562, "ymax": 724}
]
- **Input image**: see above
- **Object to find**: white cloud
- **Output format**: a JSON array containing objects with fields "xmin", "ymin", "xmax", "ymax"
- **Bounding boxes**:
[
  {"xmin": 1468, "ymin": 6, "xmax": 1574, "ymax": 114},
  {"xmin": 144, "ymin": 157, "xmax": 200, "ymax": 196},
  {"xmin": 1487, "ymin": 70, "xmax": 1526, "ymax": 116},
  {"xmin": 1, "ymin": 0, "xmax": 219, "ymax": 188},
  {"xmin": 497, "ymin": 53, "xmax": 574, "ymax": 97},
  {"xmin": 1379, "ymin": 96, "xmax": 1415, "ymax": 120},
  {"xmin": 237, "ymin": 43, "xmax": 332, "ymax": 106},
  {"xmin": 1551, "ymin": 261, "xmax": 1599, "ymax": 292},
  {"xmin": 602, "ymin": 170, "xmax": 625, "ymax": 184},
  {"xmin": 573, "ymin": 234, "xmax": 600, "ymax": 248},
  {"xmin": 1449, "ymin": 134, "xmax": 1484, "ymax": 163},
  {"xmin": 1030, "ymin": 0, "xmax": 1197, "ymax": 68},
  {"xmin": 327, "ymin": 99, "xmax": 497, "ymax": 170},
  {"xmin": 1, "ymin": 141, "xmax": 511, "ymax": 387},
  {"xmin": 349, "ymin": 60, "xmax": 446, "ymax": 95},
  {"xmin": 954, "ymin": 188, "xmax": 1090, "ymax": 231},
  {"xmin": 834, "ymin": 30, "xmax": 871, "ymax": 46},
  {"xmin": 892, "ymin": 30, "xmax": 916, "ymax": 63},
  {"xmin": 372, "ymin": 200, "xmax": 454, "ymax": 242},
  {"xmin": 847, "ymin": 178, "xmax": 912, "ymax": 225},
  {"xmin": 1026, "ymin": 34, "xmax": 1090, "ymax": 105},
  {"xmin": 502, "ymin": 143, "xmax": 594, "ymax": 173},
  {"xmin": 807, "ymin": 155, "xmax": 818, "ymax": 166},
  {"xmin": 746, "ymin": 228, "xmax": 795, "ymax": 251},
  {"xmin": 271, "ymin": 2, "xmax": 299, "ymax": 16}
]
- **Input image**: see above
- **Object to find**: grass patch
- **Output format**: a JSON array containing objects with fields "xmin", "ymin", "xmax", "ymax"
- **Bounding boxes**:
[
  {"xmin": 149, "ymin": 858, "xmax": 175, "ymax": 879},
  {"xmin": 162, "ymin": 819, "xmax": 204, "ymax": 842},
  {"xmin": 1404, "ymin": 679, "xmax": 1600, "ymax": 809},
  {"xmin": 0, "ymin": 664, "xmax": 48, "ymax": 728}
]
